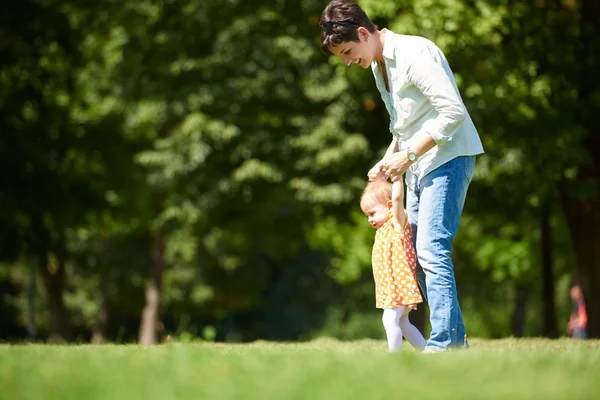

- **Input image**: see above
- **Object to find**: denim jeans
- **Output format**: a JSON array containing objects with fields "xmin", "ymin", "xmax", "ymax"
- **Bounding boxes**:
[{"xmin": 406, "ymin": 155, "xmax": 476, "ymax": 351}]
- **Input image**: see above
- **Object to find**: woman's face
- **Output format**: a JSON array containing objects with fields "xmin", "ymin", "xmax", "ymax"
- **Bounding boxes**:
[{"xmin": 327, "ymin": 28, "xmax": 373, "ymax": 68}]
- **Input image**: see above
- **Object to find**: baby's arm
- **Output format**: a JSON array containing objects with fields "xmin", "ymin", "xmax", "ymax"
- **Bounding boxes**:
[{"xmin": 391, "ymin": 180, "xmax": 406, "ymax": 231}]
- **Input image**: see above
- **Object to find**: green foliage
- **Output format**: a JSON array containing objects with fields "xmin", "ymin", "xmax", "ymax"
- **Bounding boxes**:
[{"xmin": 309, "ymin": 211, "xmax": 373, "ymax": 285}]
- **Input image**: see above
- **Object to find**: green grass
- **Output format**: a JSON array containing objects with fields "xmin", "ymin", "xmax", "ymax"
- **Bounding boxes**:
[{"xmin": 1, "ymin": 338, "xmax": 599, "ymax": 400}]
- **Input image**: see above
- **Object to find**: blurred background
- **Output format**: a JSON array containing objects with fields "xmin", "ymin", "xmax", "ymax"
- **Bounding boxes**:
[{"xmin": 1, "ymin": 0, "xmax": 598, "ymax": 344}]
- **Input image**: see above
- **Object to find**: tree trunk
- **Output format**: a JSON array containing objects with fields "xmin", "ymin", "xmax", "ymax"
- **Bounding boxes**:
[
  {"xmin": 138, "ymin": 233, "xmax": 166, "ymax": 345},
  {"xmin": 27, "ymin": 257, "xmax": 37, "ymax": 339},
  {"xmin": 337, "ymin": 306, "xmax": 350, "ymax": 339},
  {"xmin": 560, "ymin": 191, "xmax": 600, "ymax": 338},
  {"xmin": 32, "ymin": 217, "xmax": 70, "ymax": 342},
  {"xmin": 91, "ymin": 273, "xmax": 108, "ymax": 344},
  {"xmin": 92, "ymin": 239, "xmax": 112, "ymax": 344},
  {"xmin": 560, "ymin": 0, "xmax": 600, "ymax": 338},
  {"xmin": 511, "ymin": 282, "xmax": 529, "ymax": 337},
  {"xmin": 39, "ymin": 250, "xmax": 71, "ymax": 342},
  {"xmin": 540, "ymin": 203, "xmax": 558, "ymax": 338}
]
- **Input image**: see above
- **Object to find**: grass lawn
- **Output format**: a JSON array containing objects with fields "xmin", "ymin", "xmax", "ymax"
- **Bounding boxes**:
[{"xmin": 1, "ymin": 338, "xmax": 599, "ymax": 400}]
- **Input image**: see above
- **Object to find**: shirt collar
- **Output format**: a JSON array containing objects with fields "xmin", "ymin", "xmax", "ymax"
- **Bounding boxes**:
[{"xmin": 381, "ymin": 28, "xmax": 395, "ymax": 61}]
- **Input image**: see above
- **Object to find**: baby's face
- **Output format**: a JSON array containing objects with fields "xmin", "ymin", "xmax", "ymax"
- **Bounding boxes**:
[{"xmin": 361, "ymin": 202, "xmax": 390, "ymax": 230}]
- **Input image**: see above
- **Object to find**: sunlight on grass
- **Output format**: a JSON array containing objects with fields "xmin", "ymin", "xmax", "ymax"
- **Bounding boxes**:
[{"xmin": 1, "ymin": 338, "xmax": 599, "ymax": 400}]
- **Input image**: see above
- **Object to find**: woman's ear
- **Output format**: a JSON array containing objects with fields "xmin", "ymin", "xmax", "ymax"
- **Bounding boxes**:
[{"xmin": 357, "ymin": 27, "xmax": 370, "ymax": 42}]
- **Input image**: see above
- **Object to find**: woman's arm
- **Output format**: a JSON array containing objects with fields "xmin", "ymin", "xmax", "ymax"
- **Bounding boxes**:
[
  {"xmin": 368, "ymin": 138, "xmax": 399, "ymax": 181},
  {"xmin": 384, "ymin": 137, "xmax": 399, "ymax": 159},
  {"xmin": 384, "ymin": 53, "xmax": 466, "ymax": 182},
  {"xmin": 406, "ymin": 55, "xmax": 467, "ymax": 145},
  {"xmin": 384, "ymin": 134, "xmax": 436, "ymax": 183}
]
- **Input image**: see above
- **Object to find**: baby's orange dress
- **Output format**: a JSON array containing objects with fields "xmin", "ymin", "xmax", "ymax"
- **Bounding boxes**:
[{"xmin": 371, "ymin": 213, "xmax": 423, "ymax": 309}]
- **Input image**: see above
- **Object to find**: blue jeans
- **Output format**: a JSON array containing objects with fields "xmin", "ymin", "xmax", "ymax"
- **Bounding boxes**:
[{"xmin": 406, "ymin": 156, "xmax": 475, "ymax": 351}]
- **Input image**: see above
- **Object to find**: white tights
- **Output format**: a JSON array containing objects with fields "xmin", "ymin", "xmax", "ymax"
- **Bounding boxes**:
[{"xmin": 382, "ymin": 307, "xmax": 427, "ymax": 352}]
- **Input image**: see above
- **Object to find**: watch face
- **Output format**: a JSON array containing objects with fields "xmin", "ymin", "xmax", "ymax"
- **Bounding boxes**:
[{"xmin": 408, "ymin": 152, "xmax": 416, "ymax": 161}]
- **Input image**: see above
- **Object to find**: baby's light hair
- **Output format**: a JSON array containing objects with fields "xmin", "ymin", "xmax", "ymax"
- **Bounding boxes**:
[{"xmin": 360, "ymin": 180, "xmax": 392, "ymax": 212}]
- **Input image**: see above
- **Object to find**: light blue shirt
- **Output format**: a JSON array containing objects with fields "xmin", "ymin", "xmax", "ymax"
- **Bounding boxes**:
[{"xmin": 371, "ymin": 29, "xmax": 484, "ymax": 189}]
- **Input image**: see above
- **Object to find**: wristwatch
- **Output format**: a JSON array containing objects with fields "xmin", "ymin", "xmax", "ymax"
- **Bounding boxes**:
[{"xmin": 406, "ymin": 146, "xmax": 418, "ymax": 162}]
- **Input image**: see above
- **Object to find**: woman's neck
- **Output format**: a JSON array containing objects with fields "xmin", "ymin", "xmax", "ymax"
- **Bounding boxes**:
[{"xmin": 374, "ymin": 28, "xmax": 386, "ymax": 62}]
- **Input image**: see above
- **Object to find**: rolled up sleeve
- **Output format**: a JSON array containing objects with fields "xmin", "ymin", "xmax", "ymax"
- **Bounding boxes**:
[{"xmin": 406, "ymin": 56, "xmax": 466, "ymax": 145}]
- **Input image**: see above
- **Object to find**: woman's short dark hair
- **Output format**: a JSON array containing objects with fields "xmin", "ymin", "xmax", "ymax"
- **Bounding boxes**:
[{"xmin": 320, "ymin": 0, "xmax": 377, "ymax": 55}]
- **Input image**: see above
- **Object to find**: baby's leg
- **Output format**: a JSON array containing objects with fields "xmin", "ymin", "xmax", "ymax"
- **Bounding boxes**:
[
  {"xmin": 399, "ymin": 312, "xmax": 427, "ymax": 351},
  {"xmin": 382, "ymin": 307, "xmax": 405, "ymax": 352}
]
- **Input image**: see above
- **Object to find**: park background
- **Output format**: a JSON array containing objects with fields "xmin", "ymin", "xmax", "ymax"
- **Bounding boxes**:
[{"xmin": 1, "ymin": 0, "xmax": 599, "ymax": 346}]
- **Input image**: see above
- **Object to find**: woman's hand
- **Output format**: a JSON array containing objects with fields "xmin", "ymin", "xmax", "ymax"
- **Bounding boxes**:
[
  {"xmin": 382, "ymin": 151, "xmax": 412, "ymax": 182},
  {"xmin": 367, "ymin": 160, "xmax": 388, "ymax": 181}
]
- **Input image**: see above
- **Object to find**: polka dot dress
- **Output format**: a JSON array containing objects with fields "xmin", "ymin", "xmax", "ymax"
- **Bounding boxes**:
[{"xmin": 371, "ymin": 213, "xmax": 423, "ymax": 309}]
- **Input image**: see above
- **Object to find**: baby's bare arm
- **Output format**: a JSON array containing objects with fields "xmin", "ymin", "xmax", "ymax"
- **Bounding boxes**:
[{"xmin": 391, "ymin": 180, "xmax": 406, "ymax": 230}]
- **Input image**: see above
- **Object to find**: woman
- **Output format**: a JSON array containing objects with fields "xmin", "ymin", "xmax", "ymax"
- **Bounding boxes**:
[{"xmin": 320, "ymin": 0, "xmax": 484, "ymax": 352}]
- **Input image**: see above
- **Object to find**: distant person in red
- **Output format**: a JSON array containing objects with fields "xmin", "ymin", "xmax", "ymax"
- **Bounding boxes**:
[{"xmin": 567, "ymin": 283, "xmax": 587, "ymax": 339}]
